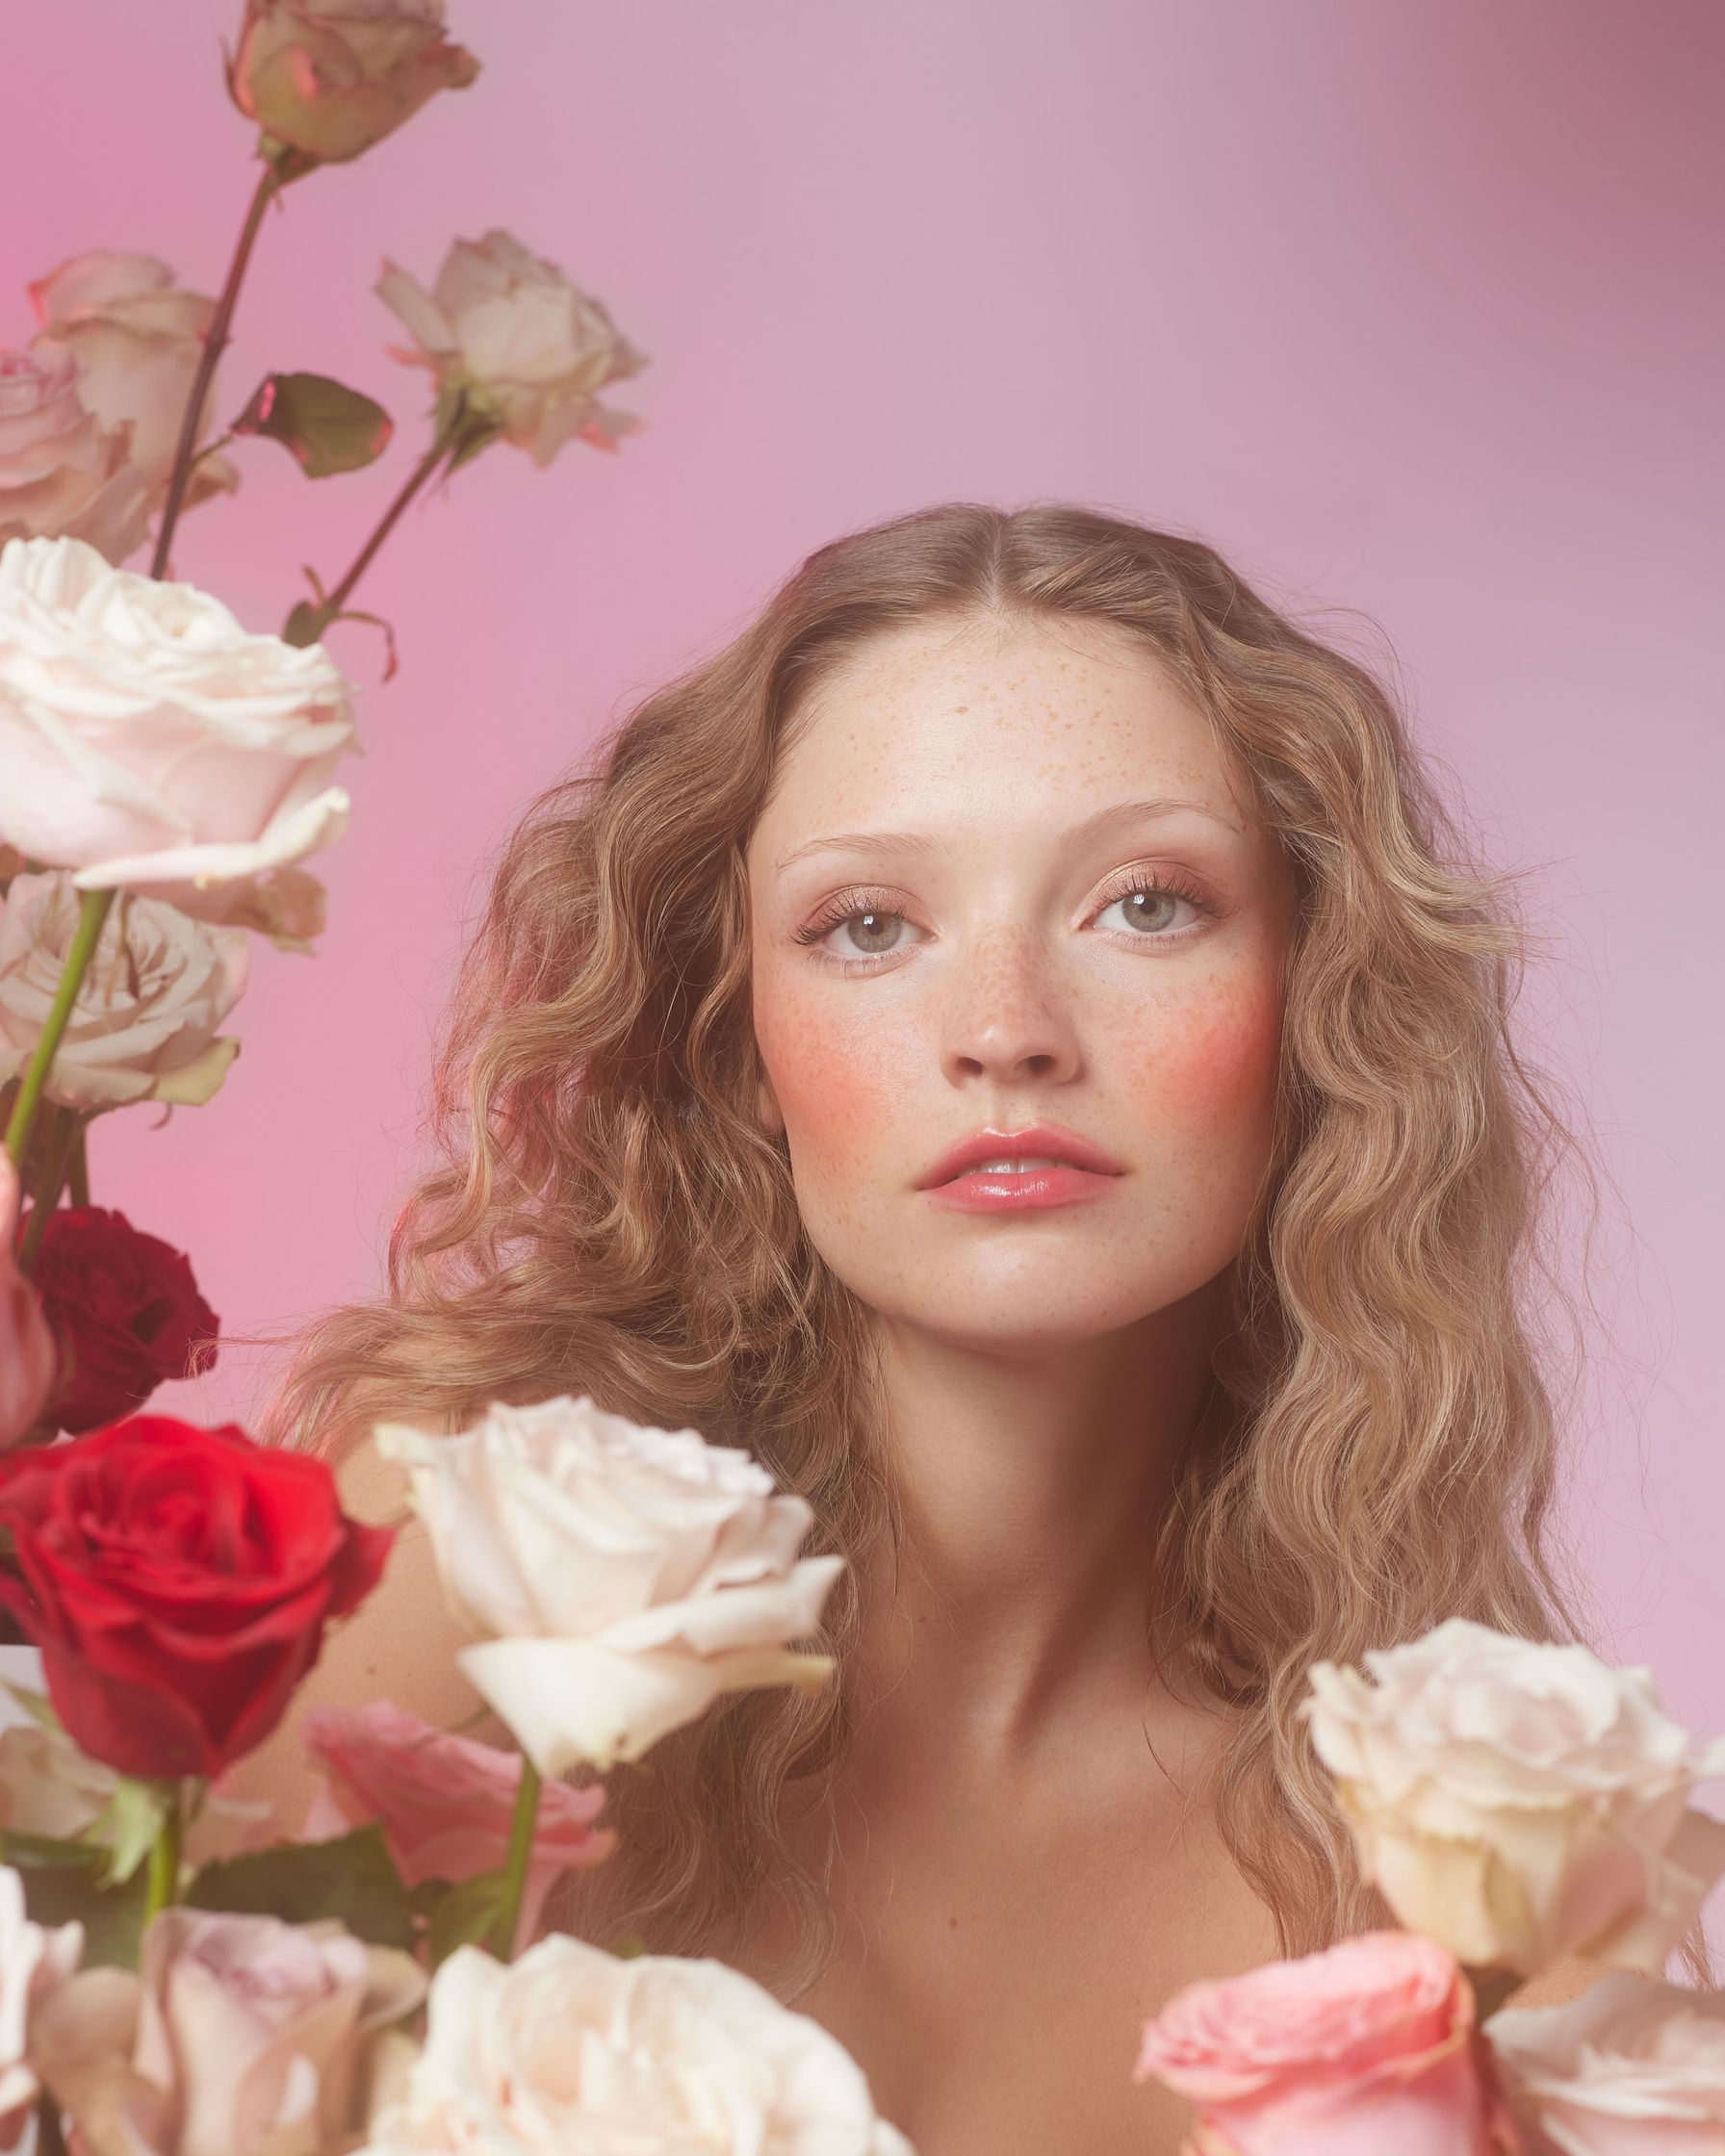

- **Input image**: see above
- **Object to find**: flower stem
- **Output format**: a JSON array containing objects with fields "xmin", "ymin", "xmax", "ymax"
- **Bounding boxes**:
[
  {"xmin": 3, "ymin": 890, "xmax": 113, "ymax": 1173},
  {"xmin": 149, "ymin": 164, "xmax": 281, "ymax": 580},
  {"xmin": 143, "ymin": 1785, "xmax": 183, "ymax": 1925},
  {"xmin": 489, "ymin": 1756, "xmax": 542, "ymax": 1959},
  {"xmin": 284, "ymin": 431, "xmax": 453, "ymax": 645},
  {"xmin": 17, "ymin": 1105, "xmax": 82, "ymax": 1275}
]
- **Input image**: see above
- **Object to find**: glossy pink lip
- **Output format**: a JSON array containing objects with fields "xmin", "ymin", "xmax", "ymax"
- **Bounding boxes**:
[{"xmin": 915, "ymin": 1123, "xmax": 1125, "ymax": 1191}]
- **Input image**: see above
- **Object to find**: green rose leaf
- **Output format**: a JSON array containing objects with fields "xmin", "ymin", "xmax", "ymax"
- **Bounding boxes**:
[
  {"xmin": 234, "ymin": 372, "xmax": 395, "ymax": 478},
  {"xmin": 0, "ymin": 1832, "xmax": 147, "ymax": 1968},
  {"xmin": 184, "ymin": 1822, "xmax": 415, "ymax": 1950},
  {"xmin": 424, "ymin": 1868, "xmax": 508, "ymax": 1968}
]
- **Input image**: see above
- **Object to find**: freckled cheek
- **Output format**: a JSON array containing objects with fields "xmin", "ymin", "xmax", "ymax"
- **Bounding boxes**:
[
  {"xmin": 1108, "ymin": 988, "xmax": 1284, "ymax": 1139},
  {"xmin": 753, "ymin": 975, "xmax": 911, "ymax": 1180}
]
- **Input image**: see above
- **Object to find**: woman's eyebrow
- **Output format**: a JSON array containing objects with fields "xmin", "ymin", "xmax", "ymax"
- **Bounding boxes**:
[{"xmin": 773, "ymin": 796, "xmax": 1243, "ymax": 876}]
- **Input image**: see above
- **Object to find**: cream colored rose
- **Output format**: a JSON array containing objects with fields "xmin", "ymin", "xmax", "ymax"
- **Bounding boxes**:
[
  {"xmin": 1302, "ymin": 1617, "xmax": 1725, "ymax": 1976},
  {"xmin": 373, "ymin": 1395, "xmax": 843, "ymax": 1775},
  {"xmin": 30, "ymin": 253, "xmax": 238, "ymax": 505},
  {"xmin": 364, "ymin": 1936, "xmax": 914, "ymax": 2156},
  {"xmin": 0, "ymin": 346, "xmax": 149, "ymax": 566},
  {"xmin": 34, "ymin": 1909, "xmax": 424, "ymax": 2156},
  {"xmin": 1489, "ymin": 1971, "xmax": 1725, "ymax": 2155},
  {"xmin": 0, "ymin": 871, "xmax": 248, "ymax": 1110},
  {"xmin": 0, "ymin": 1861, "xmax": 83, "ymax": 2140},
  {"xmin": 230, "ymin": 0, "xmax": 480, "ymax": 165},
  {"xmin": 0, "ymin": 535, "xmax": 356, "ymax": 916},
  {"xmin": 378, "ymin": 230, "xmax": 649, "ymax": 467}
]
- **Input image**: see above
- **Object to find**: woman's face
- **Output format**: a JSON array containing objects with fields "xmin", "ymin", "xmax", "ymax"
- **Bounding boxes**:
[{"xmin": 743, "ymin": 611, "xmax": 1298, "ymax": 1349}]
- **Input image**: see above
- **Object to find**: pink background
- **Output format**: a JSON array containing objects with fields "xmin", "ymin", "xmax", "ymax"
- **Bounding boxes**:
[{"xmin": 4, "ymin": 4, "xmax": 1722, "ymax": 1766}]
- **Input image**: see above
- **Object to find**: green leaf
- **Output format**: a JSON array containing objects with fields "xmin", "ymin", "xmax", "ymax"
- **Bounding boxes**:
[
  {"xmin": 233, "ymin": 372, "xmax": 395, "ymax": 477},
  {"xmin": 425, "ymin": 1868, "xmax": 507, "ymax": 1968},
  {"xmin": 87, "ymin": 1777, "xmax": 173, "ymax": 1890},
  {"xmin": 0, "ymin": 1833, "xmax": 147, "ymax": 1968},
  {"xmin": 184, "ymin": 1823, "xmax": 414, "ymax": 1951}
]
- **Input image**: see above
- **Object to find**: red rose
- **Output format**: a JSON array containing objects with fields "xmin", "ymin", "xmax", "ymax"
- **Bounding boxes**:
[
  {"xmin": 0, "ymin": 1415, "xmax": 393, "ymax": 1781},
  {"xmin": 24, "ymin": 1205, "xmax": 219, "ymax": 1434}
]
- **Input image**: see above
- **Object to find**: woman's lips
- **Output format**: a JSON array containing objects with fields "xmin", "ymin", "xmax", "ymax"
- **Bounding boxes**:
[{"xmin": 921, "ymin": 1163, "xmax": 1120, "ymax": 1212}]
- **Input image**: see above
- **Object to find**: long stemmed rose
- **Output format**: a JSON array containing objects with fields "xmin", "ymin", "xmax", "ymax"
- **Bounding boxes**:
[{"xmin": 373, "ymin": 1394, "xmax": 844, "ymax": 1953}]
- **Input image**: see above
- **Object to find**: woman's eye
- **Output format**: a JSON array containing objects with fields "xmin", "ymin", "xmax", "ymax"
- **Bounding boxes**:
[
  {"xmin": 1090, "ymin": 885, "xmax": 1204, "ymax": 937},
  {"xmin": 805, "ymin": 907, "xmax": 915, "ymax": 961},
  {"xmin": 796, "ymin": 873, "xmax": 1213, "ymax": 967}
]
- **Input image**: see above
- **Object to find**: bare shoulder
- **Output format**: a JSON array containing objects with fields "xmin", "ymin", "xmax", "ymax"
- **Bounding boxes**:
[{"xmin": 223, "ymin": 1438, "xmax": 508, "ymax": 1826}]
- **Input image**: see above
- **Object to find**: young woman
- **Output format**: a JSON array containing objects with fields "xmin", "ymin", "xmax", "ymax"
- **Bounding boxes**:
[{"xmin": 244, "ymin": 500, "xmax": 1619, "ymax": 2153}]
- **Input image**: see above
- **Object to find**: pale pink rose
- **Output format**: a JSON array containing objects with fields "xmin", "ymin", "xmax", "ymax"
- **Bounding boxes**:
[
  {"xmin": 1488, "ymin": 1971, "xmax": 1725, "ymax": 2155},
  {"xmin": 0, "ymin": 1861, "xmax": 84, "ymax": 2145},
  {"xmin": 0, "ymin": 535, "xmax": 357, "ymax": 917},
  {"xmin": 0, "ymin": 872, "xmax": 249, "ymax": 1111},
  {"xmin": 188, "ymin": 864, "xmax": 326, "ymax": 953},
  {"xmin": 34, "ymin": 1909, "xmax": 424, "ymax": 2156},
  {"xmin": 0, "ymin": 346, "xmax": 149, "ymax": 567},
  {"xmin": 30, "ymin": 254, "xmax": 237, "ymax": 505},
  {"xmin": 1135, "ymin": 1930, "xmax": 1518, "ymax": 2156},
  {"xmin": 229, "ymin": 0, "xmax": 480, "ymax": 165},
  {"xmin": 0, "ymin": 1154, "xmax": 58, "ymax": 1451},
  {"xmin": 1303, "ymin": 1619, "xmax": 1725, "ymax": 1977},
  {"xmin": 363, "ymin": 1935, "xmax": 914, "ymax": 2156},
  {"xmin": 300, "ymin": 1700, "xmax": 615, "ymax": 1949},
  {"xmin": 373, "ymin": 1396, "xmax": 844, "ymax": 1777},
  {"xmin": 378, "ymin": 230, "xmax": 649, "ymax": 467}
]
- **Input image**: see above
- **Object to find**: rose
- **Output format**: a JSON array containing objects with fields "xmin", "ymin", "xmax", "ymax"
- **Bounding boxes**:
[
  {"xmin": 378, "ymin": 230, "xmax": 649, "ymax": 467},
  {"xmin": 0, "ymin": 534, "xmax": 357, "ymax": 918},
  {"xmin": 29, "ymin": 254, "xmax": 237, "ymax": 504},
  {"xmin": 0, "ymin": 346, "xmax": 149, "ymax": 566},
  {"xmin": 190, "ymin": 864, "xmax": 326, "ymax": 953},
  {"xmin": 1135, "ymin": 1930, "xmax": 1513, "ymax": 2155},
  {"xmin": 363, "ymin": 1933, "xmax": 914, "ymax": 2156},
  {"xmin": 373, "ymin": 1395, "xmax": 844, "ymax": 1776},
  {"xmin": 0, "ymin": 874, "xmax": 248, "ymax": 1111},
  {"xmin": 0, "ymin": 1414, "xmax": 394, "ymax": 1780},
  {"xmin": 33, "ymin": 1908, "xmax": 424, "ymax": 2156},
  {"xmin": 228, "ymin": 0, "xmax": 480, "ymax": 166},
  {"xmin": 22, "ymin": 1205, "xmax": 220, "ymax": 1434},
  {"xmin": 301, "ymin": 1701, "xmax": 615, "ymax": 1951},
  {"xmin": 0, "ymin": 1862, "xmax": 83, "ymax": 2147},
  {"xmin": 0, "ymin": 1156, "xmax": 57, "ymax": 1451},
  {"xmin": 0, "ymin": 1705, "xmax": 276, "ymax": 1865},
  {"xmin": 1487, "ymin": 1971, "xmax": 1725, "ymax": 2155},
  {"xmin": 1301, "ymin": 1618, "xmax": 1725, "ymax": 1976}
]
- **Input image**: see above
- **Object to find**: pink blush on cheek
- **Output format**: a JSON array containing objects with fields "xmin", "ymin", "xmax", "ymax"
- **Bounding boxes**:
[
  {"xmin": 1121, "ymin": 992, "xmax": 1285, "ymax": 1133},
  {"xmin": 755, "ymin": 1003, "xmax": 912, "ymax": 1173}
]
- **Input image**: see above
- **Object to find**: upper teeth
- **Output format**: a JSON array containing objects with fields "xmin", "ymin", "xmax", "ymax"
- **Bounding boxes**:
[{"xmin": 963, "ymin": 1157, "xmax": 1065, "ymax": 1174}]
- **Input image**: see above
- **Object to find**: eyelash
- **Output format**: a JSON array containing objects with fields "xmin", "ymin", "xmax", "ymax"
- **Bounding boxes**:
[{"xmin": 792, "ymin": 864, "xmax": 1221, "ymax": 971}]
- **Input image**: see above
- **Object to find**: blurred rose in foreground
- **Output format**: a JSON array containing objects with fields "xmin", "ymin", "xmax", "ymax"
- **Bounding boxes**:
[
  {"xmin": 0, "ymin": 1154, "xmax": 57, "ymax": 1451},
  {"xmin": 0, "ymin": 873, "xmax": 249, "ymax": 1111},
  {"xmin": 0, "ymin": 1861, "xmax": 84, "ymax": 2144},
  {"xmin": 0, "ymin": 347, "xmax": 148, "ymax": 566},
  {"xmin": 1489, "ymin": 1971, "xmax": 1725, "ymax": 2155},
  {"xmin": 229, "ymin": 0, "xmax": 479, "ymax": 165},
  {"xmin": 302, "ymin": 1700, "xmax": 615, "ymax": 1953},
  {"xmin": 374, "ymin": 1395, "xmax": 843, "ymax": 1776},
  {"xmin": 379, "ymin": 229, "xmax": 649, "ymax": 466},
  {"xmin": 0, "ymin": 535, "xmax": 357, "ymax": 919},
  {"xmin": 1302, "ymin": 1618, "xmax": 1725, "ymax": 1977},
  {"xmin": 30, "ymin": 253, "xmax": 238, "ymax": 507},
  {"xmin": 22, "ymin": 1206, "xmax": 219, "ymax": 1435}
]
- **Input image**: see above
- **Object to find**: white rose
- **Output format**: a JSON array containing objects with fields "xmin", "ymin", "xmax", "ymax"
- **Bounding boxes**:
[
  {"xmin": 0, "ymin": 871, "xmax": 248, "ymax": 1109},
  {"xmin": 0, "ymin": 346, "xmax": 149, "ymax": 566},
  {"xmin": 373, "ymin": 1395, "xmax": 844, "ymax": 1774},
  {"xmin": 1488, "ymin": 1971, "xmax": 1725, "ymax": 2155},
  {"xmin": 1302, "ymin": 1617, "xmax": 1725, "ymax": 1975},
  {"xmin": 365, "ymin": 1936, "xmax": 914, "ymax": 2156},
  {"xmin": 30, "ymin": 253, "xmax": 237, "ymax": 504},
  {"xmin": 0, "ymin": 1861, "xmax": 83, "ymax": 2139},
  {"xmin": 0, "ymin": 535, "xmax": 356, "ymax": 914},
  {"xmin": 378, "ymin": 230, "xmax": 649, "ymax": 467}
]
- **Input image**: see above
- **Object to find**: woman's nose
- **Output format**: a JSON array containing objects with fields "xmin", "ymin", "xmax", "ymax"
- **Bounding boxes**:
[{"xmin": 937, "ymin": 930, "xmax": 1081, "ymax": 1086}]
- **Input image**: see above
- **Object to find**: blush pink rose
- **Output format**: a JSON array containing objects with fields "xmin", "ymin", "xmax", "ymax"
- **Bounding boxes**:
[
  {"xmin": 0, "ymin": 346, "xmax": 148, "ymax": 567},
  {"xmin": 1135, "ymin": 1931, "xmax": 1520, "ymax": 2156},
  {"xmin": 0, "ymin": 1154, "xmax": 58, "ymax": 1451},
  {"xmin": 300, "ymin": 1701, "xmax": 616, "ymax": 1949}
]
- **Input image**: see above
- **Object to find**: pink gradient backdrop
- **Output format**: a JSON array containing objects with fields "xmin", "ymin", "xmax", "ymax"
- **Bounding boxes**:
[{"xmin": 4, "ymin": 4, "xmax": 1722, "ymax": 1746}]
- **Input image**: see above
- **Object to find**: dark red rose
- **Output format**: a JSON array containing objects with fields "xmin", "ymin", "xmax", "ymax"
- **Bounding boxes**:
[
  {"xmin": 23, "ymin": 1205, "xmax": 219, "ymax": 1434},
  {"xmin": 0, "ymin": 1415, "xmax": 394, "ymax": 1781}
]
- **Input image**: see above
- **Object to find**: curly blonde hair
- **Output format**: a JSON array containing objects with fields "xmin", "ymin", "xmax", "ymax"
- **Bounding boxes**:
[{"xmin": 260, "ymin": 500, "xmax": 1684, "ymax": 1995}]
